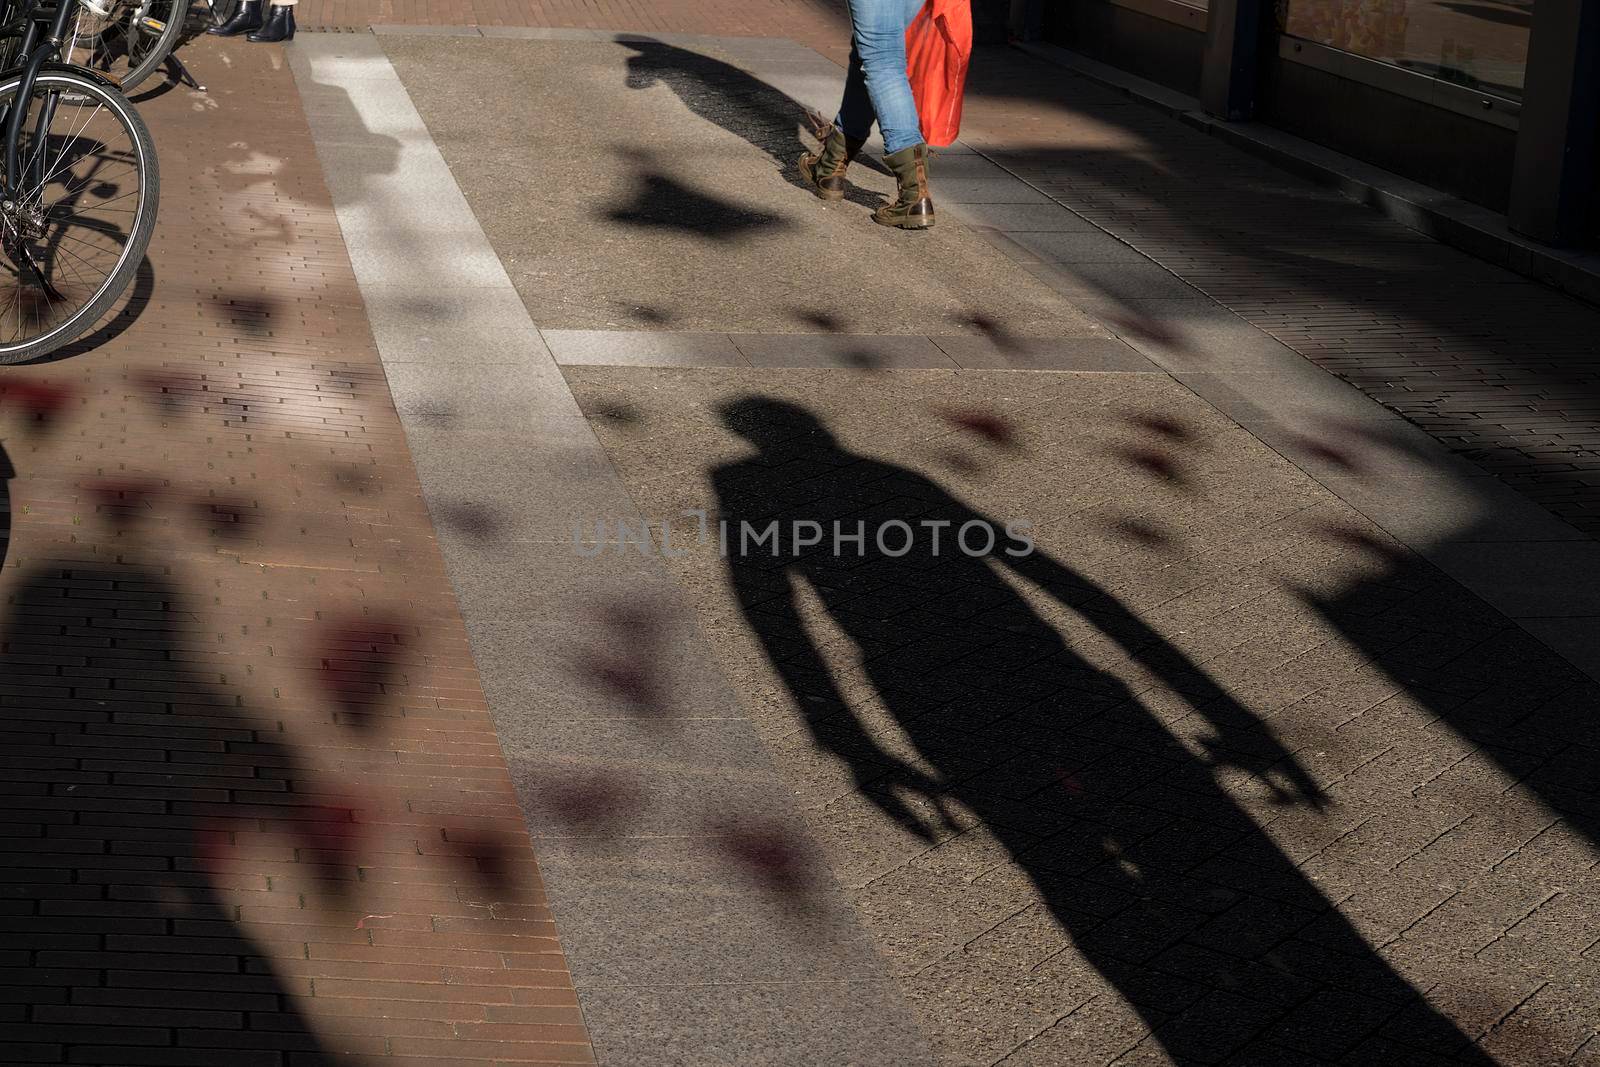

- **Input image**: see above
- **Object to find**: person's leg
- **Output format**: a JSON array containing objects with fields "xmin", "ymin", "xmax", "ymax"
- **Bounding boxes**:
[
  {"xmin": 833, "ymin": 38, "xmax": 876, "ymax": 144},
  {"xmin": 800, "ymin": 23, "xmax": 873, "ymax": 200},
  {"xmin": 802, "ymin": 0, "xmax": 930, "ymax": 216},
  {"xmin": 849, "ymin": 0, "xmax": 925, "ymax": 156}
]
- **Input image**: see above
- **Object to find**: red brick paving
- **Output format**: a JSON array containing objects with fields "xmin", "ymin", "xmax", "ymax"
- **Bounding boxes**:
[{"xmin": 1, "ymin": 35, "xmax": 592, "ymax": 1066}]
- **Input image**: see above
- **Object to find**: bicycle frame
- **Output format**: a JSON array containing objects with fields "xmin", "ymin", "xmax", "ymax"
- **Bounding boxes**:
[{"xmin": 0, "ymin": 0, "xmax": 83, "ymax": 200}]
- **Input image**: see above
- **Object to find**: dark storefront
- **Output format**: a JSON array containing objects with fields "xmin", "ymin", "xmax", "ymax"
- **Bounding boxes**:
[{"xmin": 1030, "ymin": 0, "xmax": 1595, "ymax": 247}]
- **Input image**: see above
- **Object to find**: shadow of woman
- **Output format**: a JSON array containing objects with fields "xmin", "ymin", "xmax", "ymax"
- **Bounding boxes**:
[
  {"xmin": 710, "ymin": 397, "xmax": 1499, "ymax": 1065},
  {"xmin": 619, "ymin": 37, "xmax": 888, "ymax": 207},
  {"xmin": 0, "ymin": 524, "xmax": 345, "ymax": 1062}
]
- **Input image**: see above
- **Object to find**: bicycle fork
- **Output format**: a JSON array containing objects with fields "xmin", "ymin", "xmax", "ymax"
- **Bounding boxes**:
[{"xmin": 2, "ymin": 0, "xmax": 66, "ymax": 203}]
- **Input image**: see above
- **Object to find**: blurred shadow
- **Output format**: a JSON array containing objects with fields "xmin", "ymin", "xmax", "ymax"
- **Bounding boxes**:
[
  {"xmin": 603, "ymin": 152, "xmax": 790, "ymax": 243},
  {"xmin": 0, "ymin": 547, "xmax": 345, "ymax": 1064},
  {"xmin": 712, "ymin": 396, "xmax": 1497, "ymax": 1064},
  {"xmin": 619, "ymin": 36, "xmax": 889, "ymax": 206},
  {"xmin": 128, "ymin": 60, "xmax": 183, "ymax": 104},
  {"xmin": 0, "ymin": 440, "xmax": 10, "ymax": 565}
]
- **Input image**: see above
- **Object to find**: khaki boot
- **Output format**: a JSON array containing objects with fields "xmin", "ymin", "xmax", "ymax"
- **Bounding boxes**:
[
  {"xmin": 874, "ymin": 144, "xmax": 935, "ymax": 230},
  {"xmin": 799, "ymin": 126, "xmax": 865, "ymax": 201}
]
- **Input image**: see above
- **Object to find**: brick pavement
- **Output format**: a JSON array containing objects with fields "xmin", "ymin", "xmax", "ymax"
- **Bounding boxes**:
[{"xmin": 1, "ymin": 36, "xmax": 592, "ymax": 1065}]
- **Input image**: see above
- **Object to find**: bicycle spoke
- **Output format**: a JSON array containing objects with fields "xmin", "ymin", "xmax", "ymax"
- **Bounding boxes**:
[
  {"xmin": 49, "ymin": 168, "xmax": 142, "ymax": 214},
  {"xmin": 29, "ymin": 104, "xmax": 110, "ymax": 207},
  {"xmin": 20, "ymin": 105, "xmax": 102, "ymax": 208},
  {"xmin": 67, "ymin": 0, "xmax": 183, "ymax": 90}
]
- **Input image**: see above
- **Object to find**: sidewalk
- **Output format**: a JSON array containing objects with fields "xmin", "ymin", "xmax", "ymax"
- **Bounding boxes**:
[
  {"xmin": 304, "ymin": 16, "xmax": 1598, "ymax": 1067},
  {"xmin": 955, "ymin": 54, "xmax": 1600, "ymax": 538},
  {"xmin": 4, "ymin": 4, "xmax": 1600, "ymax": 1067}
]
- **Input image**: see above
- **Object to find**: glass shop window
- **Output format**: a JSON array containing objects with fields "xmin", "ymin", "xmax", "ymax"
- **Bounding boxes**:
[{"xmin": 1279, "ymin": 0, "xmax": 1532, "ymax": 100}]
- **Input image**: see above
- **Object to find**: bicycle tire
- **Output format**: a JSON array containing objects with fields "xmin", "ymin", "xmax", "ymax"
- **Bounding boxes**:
[
  {"xmin": 0, "ymin": 69, "xmax": 159, "ymax": 365},
  {"xmin": 69, "ymin": 0, "xmax": 188, "ymax": 93}
]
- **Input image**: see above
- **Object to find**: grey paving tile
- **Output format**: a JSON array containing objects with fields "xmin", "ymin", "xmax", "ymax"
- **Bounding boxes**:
[
  {"xmin": 529, "ymin": 838, "xmax": 882, "ymax": 987},
  {"xmin": 293, "ymin": 92, "xmax": 434, "ymax": 147},
  {"xmin": 1169, "ymin": 368, "xmax": 1410, "ymax": 431},
  {"xmin": 732, "ymin": 333, "xmax": 956, "ymax": 369},
  {"xmin": 1514, "ymin": 617, "xmax": 1600, "ymax": 686},
  {"xmin": 1026, "ymin": 258, "xmax": 1202, "ymax": 299},
  {"xmin": 1096, "ymin": 299, "xmax": 1289, "ymax": 370},
  {"xmin": 943, "ymin": 202, "xmax": 1099, "ymax": 233},
  {"xmin": 578, "ymin": 981, "xmax": 935, "ymax": 1066},
  {"xmin": 476, "ymin": 25, "xmax": 605, "ymax": 39},
  {"xmin": 406, "ymin": 430, "xmax": 639, "ymax": 543},
  {"xmin": 343, "ymin": 232, "xmax": 510, "ymax": 289},
  {"xmin": 370, "ymin": 23, "xmax": 482, "ymax": 35},
  {"xmin": 357, "ymin": 284, "xmax": 540, "ymax": 337},
  {"xmin": 382, "ymin": 361, "xmax": 587, "ymax": 431},
  {"xmin": 1305, "ymin": 465, "xmax": 1550, "ymax": 549},
  {"xmin": 370, "ymin": 324, "xmax": 551, "ymax": 367},
  {"xmin": 331, "ymin": 186, "xmax": 483, "ymax": 235},
  {"xmin": 1096, "ymin": 294, "xmax": 1228, "ymax": 321},
  {"xmin": 466, "ymin": 610, "xmax": 743, "ymax": 726},
  {"xmin": 505, "ymin": 725, "xmax": 801, "ymax": 840},
  {"xmin": 1431, "ymin": 540, "xmax": 1600, "ymax": 619},
  {"xmin": 937, "ymin": 177, "xmax": 1057, "ymax": 205},
  {"xmin": 932, "ymin": 335, "xmax": 1156, "ymax": 372},
  {"xmin": 294, "ymin": 78, "xmax": 437, "ymax": 138},
  {"xmin": 436, "ymin": 541, "xmax": 666, "ymax": 621},
  {"xmin": 1009, "ymin": 230, "xmax": 1154, "ymax": 265},
  {"xmin": 928, "ymin": 152, "xmax": 1017, "ymax": 180},
  {"xmin": 543, "ymin": 330, "xmax": 748, "ymax": 367}
]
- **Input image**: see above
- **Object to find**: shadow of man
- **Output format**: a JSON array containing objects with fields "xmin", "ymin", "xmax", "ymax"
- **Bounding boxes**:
[
  {"xmin": 0, "ymin": 439, "xmax": 11, "ymax": 560},
  {"xmin": 0, "ymin": 504, "xmax": 343, "ymax": 1062},
  {"xmin": 710, "ymin": 397, "xmax": 1497, "ymax": 1065}
]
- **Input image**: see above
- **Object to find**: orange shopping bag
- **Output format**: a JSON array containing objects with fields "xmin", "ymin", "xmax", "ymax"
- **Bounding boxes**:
[{"xmin": 906, "ymin": 0, "xmax": 973, "ymax": 147}]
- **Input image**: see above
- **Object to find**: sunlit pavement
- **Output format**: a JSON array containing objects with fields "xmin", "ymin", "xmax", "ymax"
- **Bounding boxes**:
[{"xmin": 4, "ymin": 7, "xmax": 1600, "ymax": 1067}]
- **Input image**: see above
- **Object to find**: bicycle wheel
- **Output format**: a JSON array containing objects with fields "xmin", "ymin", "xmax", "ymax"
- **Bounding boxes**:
[
  {"xmin": 67, "ymin": 0, "xmax": 188, "ymax": 93},
  {"xmin": 0, "ymin": 69, "xmax": 159, "ymax": 364}
]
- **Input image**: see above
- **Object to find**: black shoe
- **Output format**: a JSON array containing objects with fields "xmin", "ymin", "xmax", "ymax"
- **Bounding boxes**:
[
  {"xmin": 208, "ymin": 0, "xmax": 261, "ymax": 35},
  {"xmin": 247, "ymin": 4, "xmax": 294, "ymax": 41}
]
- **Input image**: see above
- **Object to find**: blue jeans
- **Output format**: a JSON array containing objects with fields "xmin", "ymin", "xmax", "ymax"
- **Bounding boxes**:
[{"xmin": 834, "ymin": 0, "xmax": 926, "ymax": 156}]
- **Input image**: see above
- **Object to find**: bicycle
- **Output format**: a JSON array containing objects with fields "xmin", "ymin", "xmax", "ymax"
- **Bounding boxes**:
[
  {"xmin": 64, "ymin": 0, "xmax": 188, "ymax": 93},
  {"xmin": 0, "ymin": 0, "xmax": 159, "ymax": 363}
]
